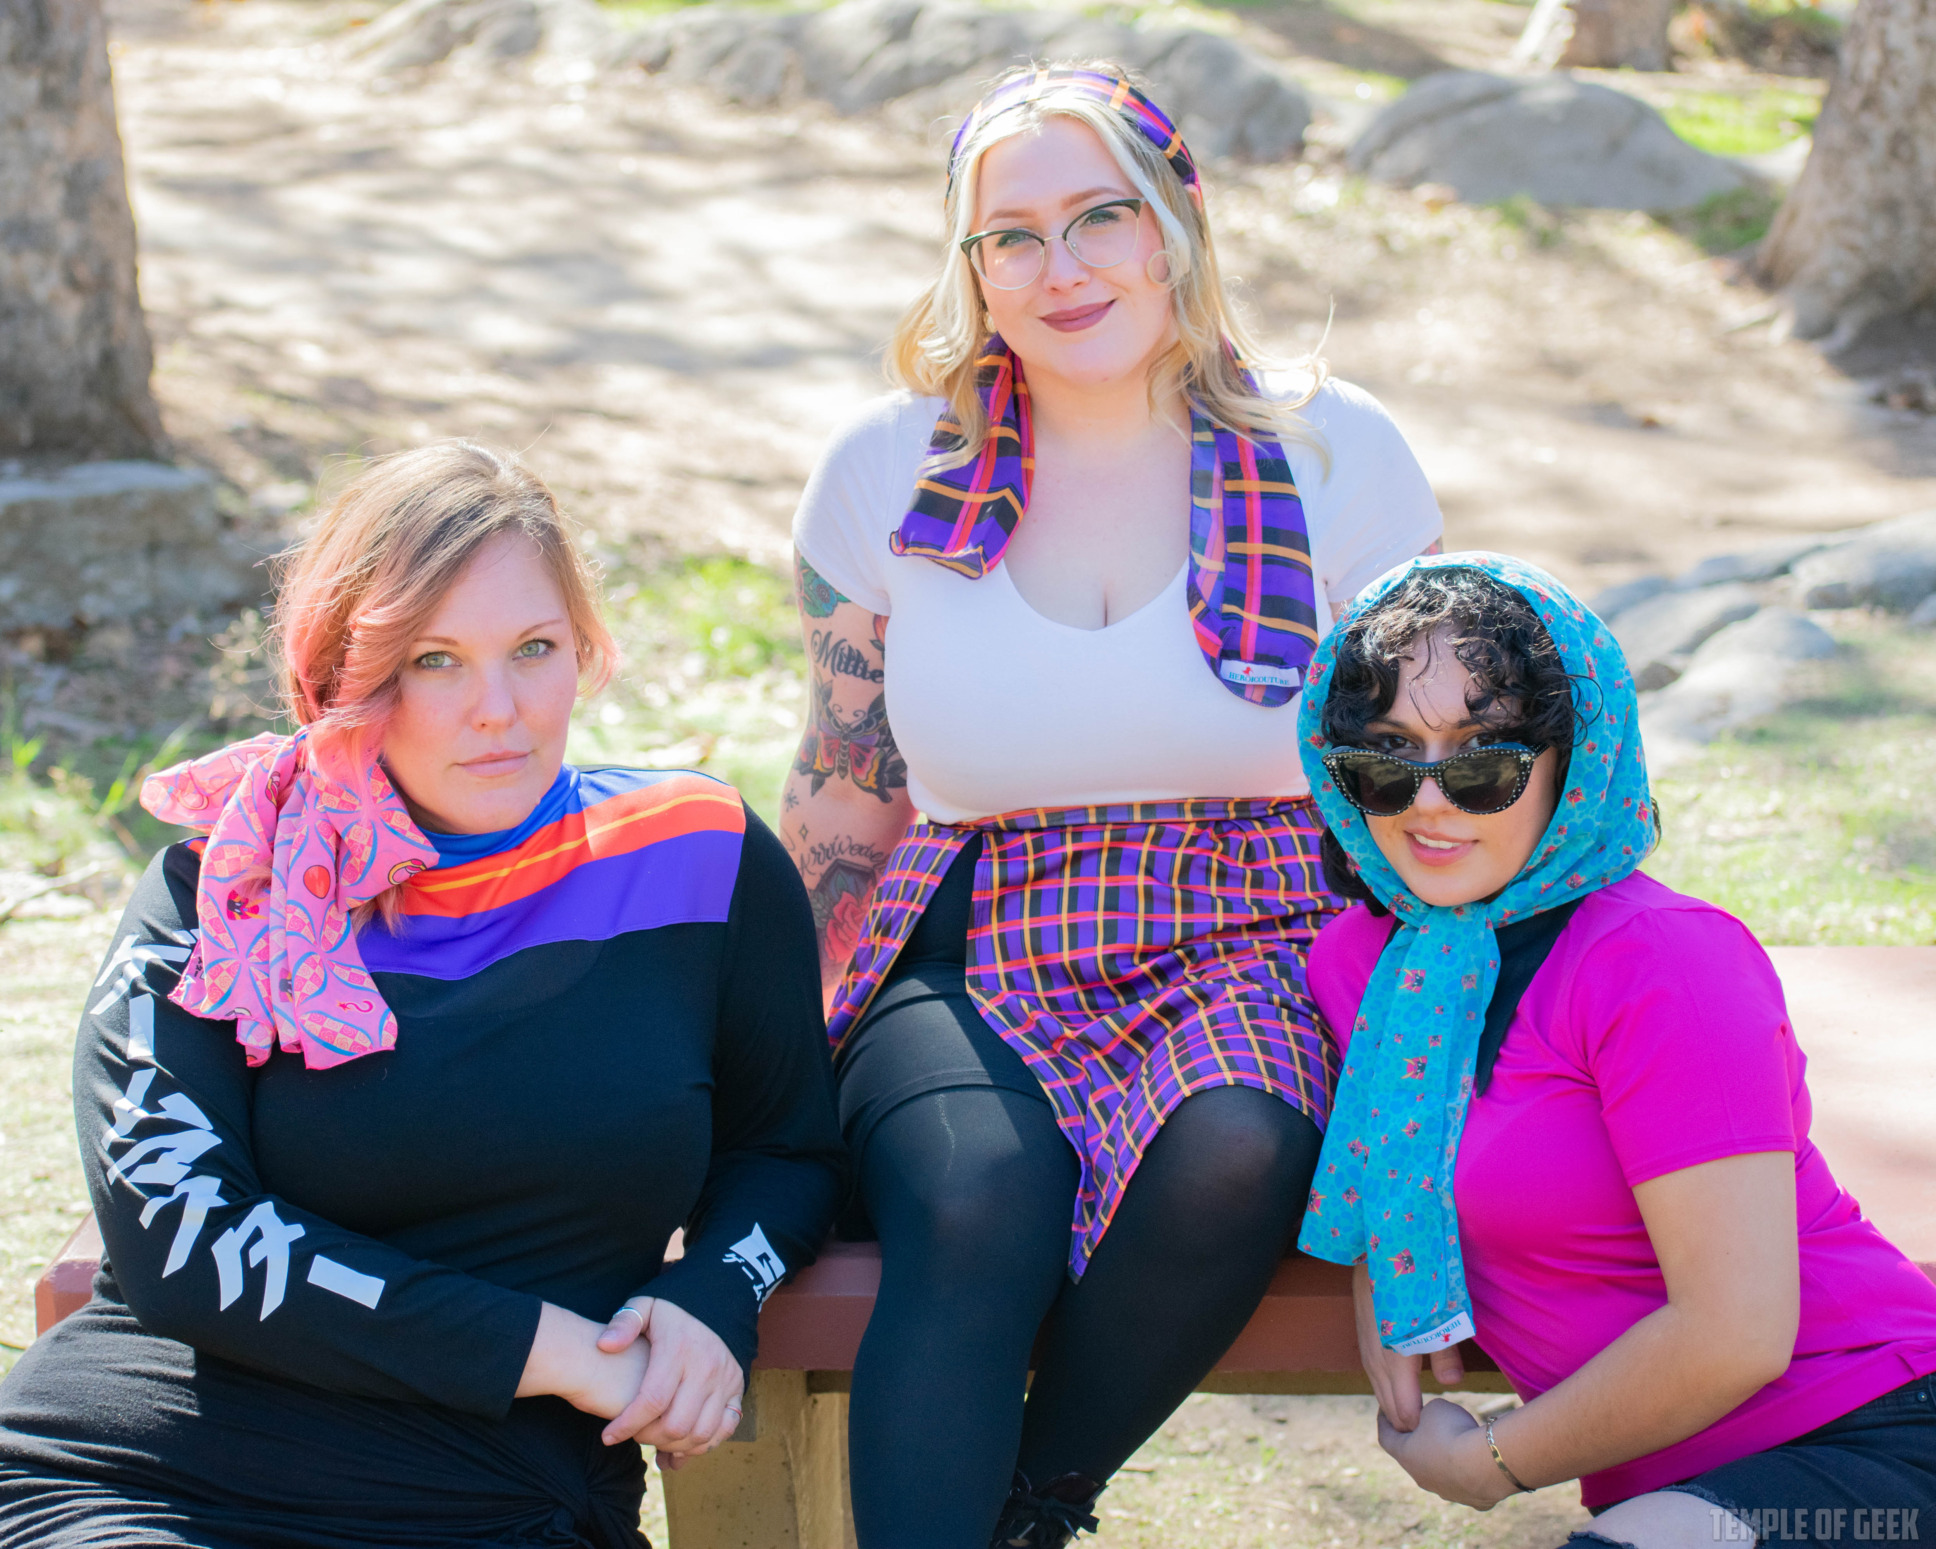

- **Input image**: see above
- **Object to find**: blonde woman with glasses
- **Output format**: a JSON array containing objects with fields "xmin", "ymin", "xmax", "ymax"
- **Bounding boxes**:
[{"xmin": 785, "ymin": 64, "xmax": 1444, "ymax": 1547}]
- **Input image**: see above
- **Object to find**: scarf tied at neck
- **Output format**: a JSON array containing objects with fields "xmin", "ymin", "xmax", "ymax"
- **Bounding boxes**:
[
  {"xmin": 140, "ymin": 730, "xmax": 437, "ymax": 1070},
  {"xmin": 1294, "ymin": 552, "xmax": 1655, "ymax": 1353},
  {"xmin": 891, "ymin": 338, "xmax": 1322, "ymax": 708}
]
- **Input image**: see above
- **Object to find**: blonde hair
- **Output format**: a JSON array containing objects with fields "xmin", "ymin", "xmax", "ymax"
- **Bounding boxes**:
[
  {"xmin": 887, "ymin": 62, "xmax": 1325, "ymax": 465},
  {"xmin": 272, "ymin": 441, "xmax": 617, "ymax": 920}
]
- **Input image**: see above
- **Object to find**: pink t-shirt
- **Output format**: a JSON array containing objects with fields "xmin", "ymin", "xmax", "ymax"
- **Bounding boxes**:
[{"xmin": 1310, "ymin": 872, "xmax": 1936, "ymax": 1507}]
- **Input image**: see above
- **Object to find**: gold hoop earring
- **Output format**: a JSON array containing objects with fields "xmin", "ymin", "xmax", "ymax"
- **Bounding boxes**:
[{"xmin": 1145, "ymin": 250, "xmax": 1174, "ymax": 287}]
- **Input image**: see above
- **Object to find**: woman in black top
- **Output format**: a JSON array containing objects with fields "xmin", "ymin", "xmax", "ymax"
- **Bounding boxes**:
[{"xmin": 0, "ymin": 443, "xmax": 844, "ymax": 1548}]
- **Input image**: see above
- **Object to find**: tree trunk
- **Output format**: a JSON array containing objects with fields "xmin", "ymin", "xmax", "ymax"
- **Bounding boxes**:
[
  {"xmin": 1514, "ymin": 0, "xmax": 1677, "ymax": 71},
  {"xmin": 1756, "ymin": 0, "xmax": 1936, "ymax": 346},
  {"xmin": 0, "ymin": 0, "xmax": 163, "ymax": 459}
]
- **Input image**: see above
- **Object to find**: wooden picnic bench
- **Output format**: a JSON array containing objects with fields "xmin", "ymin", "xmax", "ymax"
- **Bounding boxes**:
[{"xmin": 34, "ymin": 946, "xmax": 1936, "ymax": 1549}]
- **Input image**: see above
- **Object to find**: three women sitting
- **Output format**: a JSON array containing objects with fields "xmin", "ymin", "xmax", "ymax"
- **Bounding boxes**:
[{"xmin": 0, "ymin": 52, "xmax": 1932, "ymax": 1549}]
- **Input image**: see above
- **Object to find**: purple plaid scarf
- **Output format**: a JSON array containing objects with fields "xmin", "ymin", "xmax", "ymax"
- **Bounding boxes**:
[
  {"xmin": 891, "ymin": 342, "xmax": 1321, "ymax": 707},
  {"xmin": 895, "ymin": 69, "xmax": 1320, "ymax": 706}
]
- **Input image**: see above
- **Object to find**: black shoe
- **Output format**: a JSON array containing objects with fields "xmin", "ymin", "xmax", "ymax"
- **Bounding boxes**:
[{"xmin": 990, "ymin": 1470, "xmax": 1105, "ymax": 1548}]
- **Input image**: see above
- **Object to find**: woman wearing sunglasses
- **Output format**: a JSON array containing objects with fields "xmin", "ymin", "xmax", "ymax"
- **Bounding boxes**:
[
  {"xmin": 1302, "ymin": 553, "xmax": 1936, "ymax": 1548},
  {"xmin": 785, "ymin": 63, "xmax": 1441, "ymax": 1548}
]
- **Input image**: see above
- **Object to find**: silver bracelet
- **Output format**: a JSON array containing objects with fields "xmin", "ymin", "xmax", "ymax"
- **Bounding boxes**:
[{"xmin": 1485, "ymin": 1416, "xmax": 1533, "ymax": 1494}]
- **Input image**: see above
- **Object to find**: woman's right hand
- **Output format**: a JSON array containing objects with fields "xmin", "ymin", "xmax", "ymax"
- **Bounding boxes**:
[
  {"xmin": 517, "ymin": 1301, "xmax": 651, "ymax": 1419},
  {"xmin": 1354, "ymin": 1260, "xmax": 1465, "ymax": 1431}
]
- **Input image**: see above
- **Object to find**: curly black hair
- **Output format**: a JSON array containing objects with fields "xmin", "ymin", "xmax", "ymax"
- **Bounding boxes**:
[{"xmin": 1315, "ymin": 566, "xmax": 1587, "ymax": 912}]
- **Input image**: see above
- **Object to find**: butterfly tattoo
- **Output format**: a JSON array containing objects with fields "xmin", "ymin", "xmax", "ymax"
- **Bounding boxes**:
[{"xmin": 796, "ymin": 678, "xmax": 907, "ymax": 802}]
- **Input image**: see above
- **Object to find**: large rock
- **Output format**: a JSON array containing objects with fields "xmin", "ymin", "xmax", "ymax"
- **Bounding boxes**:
[
  {"xmin": 1640, "ymin": 606, "xmax": 1836, "ymax": 770},
  {"xmin": 356, "ymin": 0, "xmax": 610, "ymax": 71},
  {"xmin": 609, "ymin": 7, "xmax": 809, "ymax": 102},
  {"xmin": 611, "ymin": 0, "xmax": 1310, "ymax": 157},
  {"xmin": 1673, "ymin": 535, "xmax": 1829, "ymax": 589},
  {"xmin": 1139, "ymin": 30, "xmax": 1310, "ymax": 161},
  {"xmin": 1348, "ymin": 71, "xmax": 1748, "ymax": 210},
  {"xmin": 0, "ymin": 462, "xmax": 262, "ymax": 630},
  {"xmin": 794, "ymin": 0, "xmax": 920, "ymax": 104},
  {"xmin": 1789, "ymin": 510, "xmax": 1936, "ymax": 613},
  {"xmin": 1588, "ymin": 573, "xmax": 1670, "ymax": 622},
  {"xmin": 1611, "ymin": 581, "xmax": 1761, "ymax": 691},
  {"xmin": 835, "ymin": 2, "xmax": 1038, "ymax": 112},
  {"xmin": 0, "ymin": 0, "xmax": 164, "ymax": 458}
]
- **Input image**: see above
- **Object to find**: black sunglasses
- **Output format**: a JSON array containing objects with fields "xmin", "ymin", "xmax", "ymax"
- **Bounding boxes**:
[{"xmin": 1321, "ymin": 744, "xmax": 1542, "ymax": 818}]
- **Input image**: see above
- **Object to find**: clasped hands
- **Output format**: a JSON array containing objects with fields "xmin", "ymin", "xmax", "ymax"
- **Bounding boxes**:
[
  {"xmin": 519, "ymin": 1297, "xmax": 745, "ymax": 1470},
  {"xmin": 1353, "ymin": 1263, "xmax": 1525, "ymax": 1510}
]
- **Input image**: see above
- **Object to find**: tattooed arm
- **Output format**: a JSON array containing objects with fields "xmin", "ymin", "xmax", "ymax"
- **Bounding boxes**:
[{"xmin": 782, "ymin": 552, "xmax": 915, "ymax": 997}]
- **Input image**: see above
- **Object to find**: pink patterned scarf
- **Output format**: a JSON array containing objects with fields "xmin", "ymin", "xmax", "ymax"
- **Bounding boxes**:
[{"xmin": 139, "ymin": 731, "xmax": 438, "ymax": 1069}]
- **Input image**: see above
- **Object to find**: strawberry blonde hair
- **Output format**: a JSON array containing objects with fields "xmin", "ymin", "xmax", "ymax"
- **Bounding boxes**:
[{"xmin": 271, "ymin": 446, "xmax": 615, "ymax": 924}]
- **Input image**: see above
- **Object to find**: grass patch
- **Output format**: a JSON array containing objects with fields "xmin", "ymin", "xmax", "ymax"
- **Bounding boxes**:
[
  {"xmin": 1655, "ymin": 185, "xmax": 1782, "ymax": 255},
  {"xmin": 1660, "ymin": 86, "xmax": 1819, "ymax": 158},
  {"xmin": 1487, "ymin": 194, "xmax": 1566, "ymax": 248},
  {"xmin": 1644, "ymin": 618, "xmax": 1936, "ymax": 945},
  {"xmin": 568, "ymin": 553, "xmax": 805, "ymax": 831},
  {"xmin": 597, "ymin": 0, "xmax": 733, "ymax": 23},
  {"xmin": 1334, "ymin": 70, "xmax": 1408, "ymax": 103}
]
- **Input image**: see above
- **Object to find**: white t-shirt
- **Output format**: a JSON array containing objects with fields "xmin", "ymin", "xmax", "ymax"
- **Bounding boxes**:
[{"xmin": 791, "ymin": 377, "xmax": 1442, "ymax": 823}]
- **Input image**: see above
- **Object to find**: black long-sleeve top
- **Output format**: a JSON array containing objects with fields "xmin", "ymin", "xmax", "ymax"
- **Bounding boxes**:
[{"xmin": 0, "ymin": 771, "xmax": 844, "ymax": 1549}]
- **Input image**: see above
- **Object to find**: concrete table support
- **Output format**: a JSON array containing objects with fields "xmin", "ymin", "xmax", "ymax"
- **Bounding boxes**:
[{"xmin": 662, "ymin": 1371, "xmax": 855, "ymax": 1549}]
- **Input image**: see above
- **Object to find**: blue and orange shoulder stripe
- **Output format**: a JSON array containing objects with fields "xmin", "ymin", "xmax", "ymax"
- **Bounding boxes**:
[
  {"xmin": 361, "ymin": 768, "xmax": 748, "ymax": 980},
  {"xmin": 399, "ymin": 767, "xmax": 744, "ymax": 921}
]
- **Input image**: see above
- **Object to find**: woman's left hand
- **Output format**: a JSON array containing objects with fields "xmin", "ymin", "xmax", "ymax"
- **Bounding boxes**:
[
  {"xmin": 594, "ymin": 1297, "xmax": 746, "ymax": 1467},
  {"xmin": 1377, "ymin": 1397, "xmax": 1520, "ymax": 1510}
]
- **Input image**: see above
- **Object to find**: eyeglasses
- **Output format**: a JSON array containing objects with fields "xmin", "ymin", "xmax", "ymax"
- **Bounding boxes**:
[
  {"xmin": 960, "ymin": 198, "xmax": 1147, "ymax": 292},
  {"xmin": 1321, "ymin": 745, "xmax": 1542, "ymax": 818}
]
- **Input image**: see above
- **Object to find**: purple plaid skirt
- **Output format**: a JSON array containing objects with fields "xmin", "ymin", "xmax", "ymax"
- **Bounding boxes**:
[{"xmin": 828, "ymin": 798, "xmax": 1342, "ymax": 1275}]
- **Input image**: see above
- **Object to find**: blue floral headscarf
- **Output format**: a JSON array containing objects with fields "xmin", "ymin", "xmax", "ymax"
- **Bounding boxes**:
[{"xmin": 1296, "ymin": 552, "xmax": 1656, "ymax": 1354}]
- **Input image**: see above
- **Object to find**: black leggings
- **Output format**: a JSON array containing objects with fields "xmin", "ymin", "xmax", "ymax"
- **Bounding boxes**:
[{"xmin": 846, "ymin": 1031, "xmax": 1321, "ymax": 1548}]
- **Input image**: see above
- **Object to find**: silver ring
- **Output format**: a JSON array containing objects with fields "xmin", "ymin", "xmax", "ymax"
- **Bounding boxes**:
[{"xmin": 611, "ymin": 1305, "xmax": 645, "ymax": 1326}]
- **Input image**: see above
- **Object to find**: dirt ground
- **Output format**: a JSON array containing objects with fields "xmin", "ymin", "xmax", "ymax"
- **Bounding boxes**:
[
  {"xmin": 4, "ymin": 0, "xmax": 1931, "ymax": 1542},
  {"xmin": 111, "ymin": 0, "xmax": 1936, "ymax": 596}
]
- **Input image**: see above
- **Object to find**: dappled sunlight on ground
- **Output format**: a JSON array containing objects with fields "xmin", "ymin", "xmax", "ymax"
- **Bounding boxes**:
[
  {"xmin": 1102, "ymin": 1393, "xmax": 1590, "ymax": 1547},
  {"xmin": 111, "ymin": 0, "xmax": 1936, "ymax": 603},
  {"xmin": 115, "ymin": 0, "xmax": 938, "ymax": 566}
]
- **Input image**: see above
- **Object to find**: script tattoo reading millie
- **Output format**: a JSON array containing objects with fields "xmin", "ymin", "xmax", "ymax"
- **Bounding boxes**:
[{"xmin": 810, "ymin": 629, "xmax": 884, "ymax": 684}]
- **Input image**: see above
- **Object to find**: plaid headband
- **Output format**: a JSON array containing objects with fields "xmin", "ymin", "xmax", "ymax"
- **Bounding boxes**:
[{"xmin": 947, "ymin": 68, "xmax": 1199, "ymax": 197}]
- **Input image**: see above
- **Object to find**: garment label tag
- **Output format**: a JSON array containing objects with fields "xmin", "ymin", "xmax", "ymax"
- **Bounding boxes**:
[
  {"xmin": 1390, "ymin": 1310, "xmax": 1476, "ymax": 1357},
  {"xmin": 1219, "ymin": 661, "xmax": 1302, "ymax": 690}
]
